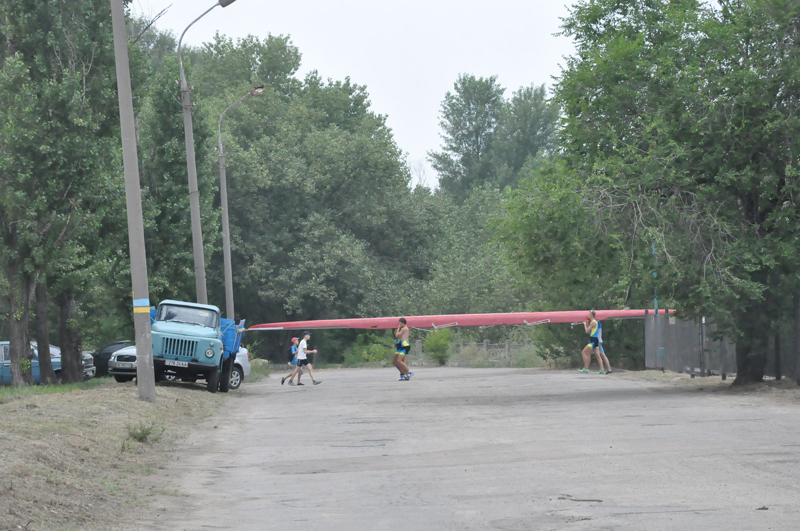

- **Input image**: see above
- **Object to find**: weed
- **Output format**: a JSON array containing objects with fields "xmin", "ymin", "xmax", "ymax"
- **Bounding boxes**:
[
  {"xmin": 126, "ymin": 422, "xmax": 164, "ymax": 443},
  {"xmin": 247, "ymin": 360, "xmax": 272, "ymax": 383}
]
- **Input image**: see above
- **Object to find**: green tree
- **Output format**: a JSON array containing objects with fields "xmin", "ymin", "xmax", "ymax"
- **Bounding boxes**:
[
  {"xmin": 502, "ymin": 0, "xmax": 800, "ymax": 382},
  {"xmin": 179, "ymin": 36, "xmax": 439, "ymax": 359},
  {"xmin": 0, "ymin": 0, "xmax": 121, "ymax": 384},
  {"xmin": 491, "ymin": 84, "xmax": 558, "ymax": 189},
  {"xmin": 429, "ymin": 74, "xmax": 505, "ymax": 201}
]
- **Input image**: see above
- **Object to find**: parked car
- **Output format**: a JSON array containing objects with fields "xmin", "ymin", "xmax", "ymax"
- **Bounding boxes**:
[
  {"xmin": 229, "ymin": 347, "xmax": 251, "ymax": 390},
  {"xmin": 32, "ymin": 342, "xmax": 95, "ymax": 381},
  {"xmin": 90, "ymin": 340, "xmax": 131, "ymax": 377},
  {"xmin": 1, "ymin": 342, "xmax": 95, "ymax": 384},
  {"xmin": 107, "ymin": 345, "xmax": 138, "ymax": 382},
  {"xmin": 1, "ymin": 342, "xmax": 60, "ymax": 385},
  {"xmin": 108, "ymin": 345, "xmax": 181, "ymax": 383}
]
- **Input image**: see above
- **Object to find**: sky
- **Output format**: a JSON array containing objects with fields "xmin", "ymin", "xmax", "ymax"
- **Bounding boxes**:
[{"xmin": 132, "ymin": 0, "xmax": 575, "ymax": 187}]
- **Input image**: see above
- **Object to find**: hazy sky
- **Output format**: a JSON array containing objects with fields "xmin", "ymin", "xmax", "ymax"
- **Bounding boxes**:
[{"xmin": 132, "ymin": 0, "xmax": 575, "ymax": 186}]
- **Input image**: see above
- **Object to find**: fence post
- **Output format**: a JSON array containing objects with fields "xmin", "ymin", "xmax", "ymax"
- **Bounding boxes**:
[
  {"xmin": 415, "ymin": 340, "xmax": 422, "ymax": 357},
  {"xmin": 720, "ymin": 337, "xmax": 727, "ymax": 381},
  {"xmin": 775, "ymin": 332, "xmax": 782, "ymax": 381},
  {"xmin": 525, "ymin": 339, "xmax": 532, "ymax": 348},
  {"xmin": 699, "ymin": 317, "xmax": 706, "ymax": 377},
  {"xmin": 483, "ymin": 339, "xmax": 490, "ymax": 354},
  {"xmin": 505, "ymin": 340, "xmax": 511, "ymax": 358}
]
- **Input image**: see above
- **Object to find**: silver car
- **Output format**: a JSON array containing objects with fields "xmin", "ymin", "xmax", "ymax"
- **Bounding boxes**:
[{"xmin": 108, "ymin": 345, "xmax": 138, "ymax": 382}]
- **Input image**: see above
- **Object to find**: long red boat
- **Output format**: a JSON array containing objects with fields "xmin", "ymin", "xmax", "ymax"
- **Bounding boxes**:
[{"xmin": 249, "ymin": 309, "xmax": 670, "ymax": 331}]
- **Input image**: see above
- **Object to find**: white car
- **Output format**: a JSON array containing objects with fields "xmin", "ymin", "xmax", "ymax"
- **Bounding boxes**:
[
  {"xmin": 229, "ymin": 347, "xmax": 251, "ymax": 390},
  {"xmin": 109, "ymin": 345, "xmax": 251, "ymax": 389}
]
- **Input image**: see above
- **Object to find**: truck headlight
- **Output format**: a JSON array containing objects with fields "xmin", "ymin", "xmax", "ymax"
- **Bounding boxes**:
[{"xmin": 205, "ymin": 348, "xmax": 215, "ymax": 358}]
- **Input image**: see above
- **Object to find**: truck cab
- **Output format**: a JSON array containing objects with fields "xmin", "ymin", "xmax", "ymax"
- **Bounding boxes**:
[{"xmin": 151, "ymin": 300, "xmax": 244, "ymax": 393}]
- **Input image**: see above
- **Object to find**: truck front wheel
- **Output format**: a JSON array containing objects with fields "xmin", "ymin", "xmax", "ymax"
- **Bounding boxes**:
[
  {"xmin": 219, "ymin": 357, "xmax": 233, "ymax": 393},
  {"xmin": 206, "ymin": 370, "xmax": 220, "ymax": 393}
]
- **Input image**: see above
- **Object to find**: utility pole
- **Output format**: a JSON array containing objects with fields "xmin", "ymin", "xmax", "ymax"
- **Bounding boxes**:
[
  {"xmin": 110, "ymin": 0, "xmax": 156, "ymax": 402},
  {"xmin": 177, "ymin": 0, "xmax": 238, "ymax": 305},
  {"xmin": 218, "ymin": 86, "xmax": 264, "ymax": 319}
]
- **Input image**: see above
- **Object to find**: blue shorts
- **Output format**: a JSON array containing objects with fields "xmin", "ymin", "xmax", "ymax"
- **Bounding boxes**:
[
  {"xmin": 599, "ymin": 344, "xmax": 605, "ymax": 354},
  {"xmin": 395, "ymin": 340, "xmax": 410, "ymax": 356}
]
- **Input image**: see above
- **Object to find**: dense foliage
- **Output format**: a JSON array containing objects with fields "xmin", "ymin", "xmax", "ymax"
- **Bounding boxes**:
[
  {"xmin": 5, "ymin": 0, "xmax": 798, "ymax": 386},
  {"xmin": 500, "ymin": 0, "xmax": 800, "ymax": 382}
]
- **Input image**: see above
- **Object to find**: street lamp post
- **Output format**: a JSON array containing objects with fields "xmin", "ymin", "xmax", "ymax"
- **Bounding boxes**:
[
  {"xmin": 110, "ymin": 0, "xmax": 156, "ymax": 402},
  {"xmin": 217, "ymin": 86, "xmax": 265, "ymax": 319},
  {"xmin": 177, "ymin": 0, "xmax": 238, "ymax": 305}
]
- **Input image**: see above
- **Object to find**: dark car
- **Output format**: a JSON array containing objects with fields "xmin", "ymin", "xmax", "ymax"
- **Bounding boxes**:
[{"xmin": 90, "ymin": 341, "xmax": 131, "ymax": 377}]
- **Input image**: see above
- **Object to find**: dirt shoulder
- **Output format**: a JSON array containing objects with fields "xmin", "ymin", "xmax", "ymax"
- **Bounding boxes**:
[
  {"xmin": 614, "ymin": 369, "xmax": 800, "ymax": 402},
  {"xmin": 0, "ymin": 380, "xmax": 223, "ymax": 531}
]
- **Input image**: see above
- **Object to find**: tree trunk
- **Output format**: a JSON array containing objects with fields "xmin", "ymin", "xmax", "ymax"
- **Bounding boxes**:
[
  {"xmin": 35, "ymin": 273, "xmax": 57, "ymax": 385},
  {"xmin": 733, "ymin": 320, "xmax": 768, "ymax": 386},
  {"xmin": 6, "ymin": 228, "xmax": 34, "ymax": 387},
  {"xmin": 59, "ymin": 290, "xmax": 82, "ymax": 383}
]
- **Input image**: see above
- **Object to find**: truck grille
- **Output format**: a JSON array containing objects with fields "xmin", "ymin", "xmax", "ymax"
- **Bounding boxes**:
[
  {"xmin": 163, "ymin": 338, "xmax": 197, "ymax": 358},
  {"xmin": 117, "ymin": 355, "xmax": 136, "ymax": 362}
]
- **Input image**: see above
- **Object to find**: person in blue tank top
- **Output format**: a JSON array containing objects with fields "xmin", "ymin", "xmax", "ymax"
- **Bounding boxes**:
[
  {"xmin": 579, "ymin": 310, "xmax": 607, "ymax": 374},
  {"xmin": 596, "ymin": 320, "xmax": 613, "ymax": 374}
]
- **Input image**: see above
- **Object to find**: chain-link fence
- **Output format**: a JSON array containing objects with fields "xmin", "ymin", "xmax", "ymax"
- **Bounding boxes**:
[
  {"xmin": 645, "ymin": 313, "xmax": 799, "ymax": 379},
  {"xmin": 445, "ymin": 340, "xmax": 541, "ymax": 368},
  {"xmin": 645, "ymin": 314, "xmax": 735, "ymax": 376}
]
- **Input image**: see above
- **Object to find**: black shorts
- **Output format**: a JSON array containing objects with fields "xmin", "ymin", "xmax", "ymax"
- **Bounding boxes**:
[
  {"xmin": 297, "ymin": 359, "xmax": 310, "ymax": 367},
  {"xmin": 587, "ymin": 337, "xmax": 599, "ymax": 349}
]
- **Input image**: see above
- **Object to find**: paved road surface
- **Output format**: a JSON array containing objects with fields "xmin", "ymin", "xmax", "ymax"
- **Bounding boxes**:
[{"xmin": 130, "ymin": 368, "xmax": 800, "ymax": 530}]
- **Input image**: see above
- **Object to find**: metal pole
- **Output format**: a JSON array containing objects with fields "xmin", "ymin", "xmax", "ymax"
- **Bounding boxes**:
[
  {"xmin": 217, "ymin": 91, "xmax": 256, "ymax": 319},
  {"xmin": 110, "ymin": 0, "xmax": 156, "ymax": 403},
  {"xmin": 177, "ymin": 4, "xmax": 219, "ymax": 305},
  {"xmin": 653, "ymin": 242, "xmax": 661, "ymax": 370},
  {"xmin": 700, "ymin": 316, "xmax": 706, "ymax": 377}
]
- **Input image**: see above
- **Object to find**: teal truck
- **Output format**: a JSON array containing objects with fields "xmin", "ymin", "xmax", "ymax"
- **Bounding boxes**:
[{"xmin": 150, "ymin": 300, "xmax": 245, "ymax": 393}]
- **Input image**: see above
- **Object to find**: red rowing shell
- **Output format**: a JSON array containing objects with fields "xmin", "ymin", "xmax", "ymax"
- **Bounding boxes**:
[{"xmin": 249, "ymin": 309, "xmax": 671, "ymax": 331}]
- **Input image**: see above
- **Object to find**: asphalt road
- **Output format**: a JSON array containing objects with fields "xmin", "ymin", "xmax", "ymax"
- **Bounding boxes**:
[{"xmin": 130, "ymin": 368, "xmax": 800, "ymax": 530}]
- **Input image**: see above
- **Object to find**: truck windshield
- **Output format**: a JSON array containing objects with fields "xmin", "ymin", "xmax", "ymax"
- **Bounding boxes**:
[{"xmin": 157, "ymin": 305, "xmax": 218, "ymax": 328}]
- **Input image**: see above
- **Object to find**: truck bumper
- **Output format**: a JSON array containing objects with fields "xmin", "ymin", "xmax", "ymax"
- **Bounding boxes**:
[{"xmin": 153, "ymin": 357, "xmax": 217, "ymax": 379}]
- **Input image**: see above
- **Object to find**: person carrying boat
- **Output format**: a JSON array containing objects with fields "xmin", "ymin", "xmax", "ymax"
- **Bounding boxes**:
[
  {"xmin": 393, "ymin": 318, "xmax": 414, "ymax": 381},
  {"xmin": 579, "ymin": 310, "xmax": 606, "ymax": 374}
]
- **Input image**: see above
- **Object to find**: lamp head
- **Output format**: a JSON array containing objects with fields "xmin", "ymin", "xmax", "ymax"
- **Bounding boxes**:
[
  {"xmin": 251, "ymin": 85, "xmax": 266, "ymax": 96},
  {"xmin": 219, "ymin": 0, "xmax": 237, "ymax": 7}
]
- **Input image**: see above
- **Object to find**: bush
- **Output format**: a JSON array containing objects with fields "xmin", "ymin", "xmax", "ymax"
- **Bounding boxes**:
[
  {"xmin": 248, "ymin": 359, "xmax": 272, "ymax": 382},
  {"xmin": 513, "ymin": 347, "xmax": 545, "ymax": 368},
  {"xmin": 424, "ymin": 329, "xmax": 453, "ymax": 366},
  {"xmin": 346, "ymin": 332, "xmax": 396, "ymax": 366}
]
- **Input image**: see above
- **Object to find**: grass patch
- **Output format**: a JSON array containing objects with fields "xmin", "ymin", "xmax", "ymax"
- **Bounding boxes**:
[
  {"xmin": 0, "ymin": 379, "xmax": 222, "ymax": 531},
  {"xmin": 247, "ymin": 359, "xmax": 272, "ymax": 382},
  {"xmin": 0, "ymin": 377, "xmax": 107, "ymax": 400}
]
